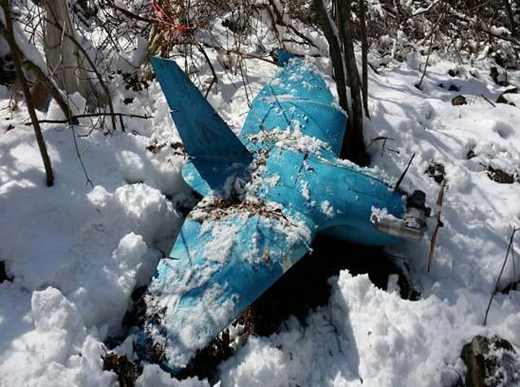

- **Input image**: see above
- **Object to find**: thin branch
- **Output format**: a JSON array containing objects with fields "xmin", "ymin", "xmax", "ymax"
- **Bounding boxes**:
[
  {"xmin": 71, "ymin": 125, "xmax": 93, "ymax": 187},
  {"xmin": 196, "ymin": 43, "xmax": 218, "ymax": 98}
]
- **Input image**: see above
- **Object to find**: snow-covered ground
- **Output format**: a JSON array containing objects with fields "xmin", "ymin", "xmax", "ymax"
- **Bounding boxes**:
[{"xmin": 2, "ymin": 8, "xmax": 520, "ymax": 386}]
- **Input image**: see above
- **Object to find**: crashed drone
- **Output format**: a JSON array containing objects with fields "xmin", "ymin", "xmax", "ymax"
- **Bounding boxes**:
[{"xmin": 135, "ymin": 54, "xmax": 432, "ymax": 371}]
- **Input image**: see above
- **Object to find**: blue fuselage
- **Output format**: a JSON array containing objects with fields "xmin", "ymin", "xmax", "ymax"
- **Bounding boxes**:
[{"xmin": 184, "ymin": 59, "xmax": 405, "ymax": 245}]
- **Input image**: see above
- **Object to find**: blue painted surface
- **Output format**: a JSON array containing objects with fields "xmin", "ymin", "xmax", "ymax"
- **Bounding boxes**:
[{"xmin": 139, "ymin": 56, "xmax": 407, "ymax": 371}]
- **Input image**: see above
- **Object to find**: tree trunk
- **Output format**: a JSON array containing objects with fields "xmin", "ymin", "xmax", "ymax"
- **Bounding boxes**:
[
  {"xmin": 502, "ymin": 0, "xmax": 516, "ymax": 38},
  {"xmin": 337, "ymin": 0, "xmax": 369, "ymax": 166},
  {"xmin": 359, "ymin": 0, "xmax": 369, "ymax": 118},
  {"xmin": 44, "ymin": 0, "xmax": 106, "ymax": 107},
  {"xmin": 313, "ymin": 0, "xmax": 348, "ymax": 110},
  {"xmin": 1, "ymin": 0, "xmax": 54, "ymax": 186}
]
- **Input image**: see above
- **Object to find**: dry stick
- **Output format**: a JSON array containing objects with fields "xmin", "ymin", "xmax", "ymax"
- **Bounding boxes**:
[
  {"xmin": 1, "ymin": 0, "xmax": 54, "ymax": 186},
  {"xmin": 359, "ymin": 0, "xmax": 370, "ymax": 118},
  {"xmin": 483, "ymin": 227, "xmax": 519, "ymax": 326},
  {"xmin": 44, "ymin": 16, "xmax": 120, "ymax": 132},
  {"xmin": 480, "ymin": 93, "xmax": 496, "ymax": 107}
]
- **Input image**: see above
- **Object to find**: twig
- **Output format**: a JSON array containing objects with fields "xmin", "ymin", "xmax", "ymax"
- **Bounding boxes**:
[
  {"xmin": 25, "ymin": 112, "xmax": 151, "ymax": 125},
  {"xmin": 367, "ymin": 136, "xmax": 396, "ymax": 157},
  {"xmin": 483, "ymin": 227, "xmax": 518, "ymax": 326}
]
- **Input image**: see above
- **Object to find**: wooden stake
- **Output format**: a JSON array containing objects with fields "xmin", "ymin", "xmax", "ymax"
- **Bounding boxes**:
[{"xmin": 428, "ymin": 180, "xmax": 446, "ymax": 272}]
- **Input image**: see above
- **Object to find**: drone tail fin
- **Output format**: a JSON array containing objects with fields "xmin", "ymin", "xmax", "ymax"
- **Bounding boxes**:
[{"xmin": 150, "ymin": 57, "xmax": 252, "ymax": 166}]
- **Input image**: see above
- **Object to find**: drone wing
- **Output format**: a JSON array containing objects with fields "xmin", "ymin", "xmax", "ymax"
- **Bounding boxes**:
[{"xmin": 136, "ymin": 210, "xmax": 315, "ymax": 371}]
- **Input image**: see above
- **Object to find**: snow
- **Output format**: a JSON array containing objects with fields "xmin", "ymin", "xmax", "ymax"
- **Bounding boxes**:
[
  {"xmin": 1, "ymin": 2, "xmax": 520, "ymax": 386},
  {"xmin": 202, "ymin": 222, "xmax": 239, "ymax": 263},
  {"xmin": 320, "ymin": 200, "xmax": 335, "ymax": 218},
  {"xmin": 371, "ymin": 206, "xmax": 399, "ymax": 222},
  {"xmin": 219, "ymin": 337, "xmax": 289, "ymax": 387}
]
